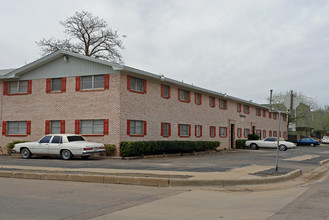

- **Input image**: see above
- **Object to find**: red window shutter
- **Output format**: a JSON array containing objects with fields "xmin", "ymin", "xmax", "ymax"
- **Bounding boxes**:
[
  {"xmin": 26, "ymin": 121, "xmax": 31, "ymax": 135},
  {"xmin": 178, "ymin": 124, "xmax": 181, "ymax": 136},
  {"xmin": 60, "ymin": 120, "xmax": 65, "ymax": 134},
  {"xmin": 104, "ymin": 74, "xmax": 110, "ymax": 90},
  {"xmin": 45, "ymin": 120, "xmax": 50, "ymax": 135},
  {"xmin": 143, "ymin": 80, "xmax": 147, "ymax": 94},
  {"xmin": 46, "ymin": 79, "xmax": 51, "ymax": 93},
  {"xmin": 75, "ymin": 77, "xmax": 81, "ymax": 91},
  {"xmin": 143, "ymin": 121, "xmax": 147, "ymax": 135},
  {"xmin": 127, "ymin": 76, "xmax": 131, "ymax": 90},
  {"xmin": 3, "ymin": 82, "xmax": 8, "ymax": 95},
  {"xmin": 188, "ymin": 125, "xmax": 191, "ymax": 137},
  {"xmin": 2, "ymin": 121, "xmax": 7, "ymax": 135},
  {"xmin": 61, "ymin": 78, "xmax": 66, "ymax": 92},
  {"xmin": 127, "ymin": 120, "xmax": 130, "ymax": 135},
  {"xmin": 168, "ymin": 123, "xmax": 171, "ymax": 136},
  {"xmin": 75, "ymin": 120, "xmax": 80, "ymax": 134},
  {"xmin": 161, "ymin": 122, "xmax": 164, "ymax": 136},
  {"xmin": 27, "ymin": 80, "xmax": 32, "ymax": 94},
  {"xmin": 103, "ymin": 119, "xmax": 109, "ymax": 135}
]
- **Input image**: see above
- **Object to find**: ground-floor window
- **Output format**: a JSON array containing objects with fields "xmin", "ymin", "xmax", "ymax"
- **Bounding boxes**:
[
  {"xmin": 237, "ymin": 128, "xmax": 242, "ymax": 138},
  {"xmin": 127, "ymin": 120, "xmax": 146, "ymax": 136},
  {"xmin": 178, "ymin": 124, "xmax": 191, "ymax": 137},
  {"xmin": 244, "ymin": 128, "xmax": 250, "ymax": 138},
  {"xmin": 273, "ymin": 131, "xmax": 277, "ymax": 137},
  {"xmin": 2, "ymin": 121, "xmax": 31, "ymax": 136},
  {"xmin": 219, "ymin": 127, "xmax": 227, "ymax": 138},
  {"xmin": 195, "ymin": 125, "xmax": 202, "ymax": 137},
  {"xmin": 161, "ymin": 122, "xmax": 171, "ymax": 137},
  {"xmin": 263, "ymin": 130, "xmax": 266, "ymax": 138},
  {"xmin": 210, "ymin": 126, "xmax": 216, "ymax": 138},
  {"xmin": 75, "ymin": 119, "xmax": 109, "ymax": 136},
  {"xmin": 45, "ymin": 120, "xmax": 65, "ymax": 134},
  {"xmin": 256, "ymin": 129, "xmax": 261, "ymax": 139}
]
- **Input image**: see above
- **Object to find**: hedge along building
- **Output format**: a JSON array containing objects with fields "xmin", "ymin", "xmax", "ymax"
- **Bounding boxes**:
[{"xmin": 0, "ymin": 50, "xmax": 288, "ymax": 154}]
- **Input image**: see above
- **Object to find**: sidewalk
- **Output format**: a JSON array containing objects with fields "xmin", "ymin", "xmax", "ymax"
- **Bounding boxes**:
[{"xmin": 0, "ymin": 163, "xmax": 303, "ymax": 188}]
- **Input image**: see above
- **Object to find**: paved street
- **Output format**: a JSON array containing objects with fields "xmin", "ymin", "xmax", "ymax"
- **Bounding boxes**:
[{"xmin": 1, "ymin": 146, "xmax": 329, "ymax": 174}]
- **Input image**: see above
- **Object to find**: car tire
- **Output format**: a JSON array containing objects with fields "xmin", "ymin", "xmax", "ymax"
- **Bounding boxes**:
[
  {"xmin": 279, "ymin": 145, "xmax": 287, "ymax": 151},
  {"xmin": 250, "ymin": 143, "xmax": 258, "ymax": 150},
  {"xmin": 61, "ymin": 149, "xmax": 73, "ymax": 160},
  {"xmin": 21, "ymin": 148, "xmax": 32, "ymax": 159},
  {"xmin": 311, "ymin": 143, "xmax": 315, "ymax": 147}
]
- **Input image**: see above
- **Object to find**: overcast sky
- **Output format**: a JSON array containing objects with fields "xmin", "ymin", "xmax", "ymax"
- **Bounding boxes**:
[{"xmin": 1, "ymin": 0, "xmax": 329, "ymax": 106}]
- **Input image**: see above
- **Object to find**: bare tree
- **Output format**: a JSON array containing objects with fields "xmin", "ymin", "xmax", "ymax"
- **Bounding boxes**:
[{"xmin": 37, "ymin": 11, "xmax": 124, "ymax": 63}]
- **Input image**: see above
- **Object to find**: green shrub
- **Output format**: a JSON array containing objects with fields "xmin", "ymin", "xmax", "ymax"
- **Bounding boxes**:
[
  {"xmin": 236, "ymin": 139, "xmax": 247, "ymax": 149},
  {"xmin": 120, "ymin": 141, "xmax": 220, "ymax": 157},
  {"xmin": 104, "ymin": 144, "xmax": 117, "ymax": 156},
  {"xmin": 248, "ymin": 134, "xmax": 260, "ymax": 140},
  {"xmin": 6, "ymin": 140, "xmax": 27, "ymax": 155}
]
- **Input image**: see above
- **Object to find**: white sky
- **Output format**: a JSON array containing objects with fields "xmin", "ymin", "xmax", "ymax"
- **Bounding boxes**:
[{"xmin": 1, "ymin": 0, "xmax": 329, "ymax": 106}]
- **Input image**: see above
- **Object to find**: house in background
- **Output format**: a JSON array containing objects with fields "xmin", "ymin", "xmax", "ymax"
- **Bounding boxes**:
[{"xmin": 0, "ymin": 50, "xmax": 288, "ymax": 154}]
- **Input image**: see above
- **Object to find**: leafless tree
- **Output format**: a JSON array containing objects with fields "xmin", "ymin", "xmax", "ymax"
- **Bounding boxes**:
[{"xmin": 37, "ymin": 11, "xmax": 124, "ymax": 63}]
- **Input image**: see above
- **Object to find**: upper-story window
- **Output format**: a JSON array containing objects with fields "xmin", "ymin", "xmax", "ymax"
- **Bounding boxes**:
[
  {"xmin": 178, "ymin": 89, "xmax": 190, "ymax": 103},
  {"xmin": 209, "ymin": 96, "xmax": 215, "ymax": 107},
  {"xmin": 273, "ymin": 112, "xmax": 277, "ymax": 120},
  {"xmin": 4, "ymin": 80, "xmax": 32, "ymax": 95},
  {"xmin": 161, "ymin": 84, "xmax": 171, "ymax": 99},
  {"xmin": 243, "ymin": 105, "xmax": 250, "ymax": 114},
  {"xmin": 127, "ymin": 76, "xmax": 147, "ymax": 94},
  {"xmin": 256, "ymin": 108, "xmax": 261, "ymax": 116},
  {"xmin": 195, "ymin": 93, "xmax": 202, "ymax": 105},
  {"xmin": 283, "ymin": 114, "xmax": 287, "ymax": 121},
  {"xmin": 76, "ymin": 74, "xmax": 109, "ymax": 91},
  {"xmin": 237, "ymin": 103, "xmax": 242, "ymax": 112},
  {"xmin": 262, "ymin": 109, "xmax": 266, "ymax": 117},
  {"xmin": 46, "ymin": 78, "xmax": 66, "ymax": 93},
  {"xmin": 219, "ymin": 99, "xmax": 227, "ymax": 110}
]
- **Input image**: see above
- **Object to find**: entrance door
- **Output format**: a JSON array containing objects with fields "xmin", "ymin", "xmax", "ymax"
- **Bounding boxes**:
[{"xmin": 230, "ymin": 124, "xmax": 235, "ymax": 148}]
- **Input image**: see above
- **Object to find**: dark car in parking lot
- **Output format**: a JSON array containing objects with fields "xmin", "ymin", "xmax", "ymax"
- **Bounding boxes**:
[{"xmin": 294, "ymin": 138, "xmax": 320, "ymax": 147}]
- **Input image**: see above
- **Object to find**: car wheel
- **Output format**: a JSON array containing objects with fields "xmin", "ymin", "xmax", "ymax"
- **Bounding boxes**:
[
  {"xmin": 61, "ymin": 149, "xmax": 73, "ymax": 160},
  {"xmin": 279, "ymin": 145, "xmax": 287, "ymax": 151},
  {"xmin": 21, "ymin": 148, "xmax": 32, "ymax": 159},
  {"xmin": 311, "ymin": 143, "xmax": 315, "ymax": 147},
  {"xmin": 250, "ymin": 143, "xmax": 258, "ymax": 150}
]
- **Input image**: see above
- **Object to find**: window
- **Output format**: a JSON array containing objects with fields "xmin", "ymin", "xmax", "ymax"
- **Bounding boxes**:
[
  {"xmin": 269, "ymin": 130, "xmax": 272, "ymax": 137},
  {"xmin": 178, "ymin": 124, "xmax": 191, "ymax": 137},
  {"xmin": 243, "ymin": 105, "xmax": 249, "ymax": 114},
  {"xmin": 127, "ymin": 120, "xmax": 146, "ymax": 136},
  {"xmin": 262, "ymin": 109, "xmax": 266, "ymax": 117},
  {"xmin": 256, "ymin": 129, "xmax": 261, "ymax": 138},
  {"xmin": 195, "ymin": 125, "xmax": 202, "ymax": 137},
  {"xmin": 127, "ymin": 76, "xmax": 146, "ymax": 94},
  {"xmin": 263, "ymin": 130, "xmax": 266, "ymax": 138},
  {"xmin": 283, "ymin": 114, "xmax": 287, "ymax": 121},
  {"xmin": 75, "ymin": 119, "xmax": 109, "ymax": 136},
  {"xmin": 76, "ymin": 74, "xmax": 109, "ymax": 91},
  {"xmin": 45, "ymin": 120, "xmax": 65, "ymax": 134},
  {"xmin": 46, "ymin": 78, "xmax": 66, "ymax": 93},
  {"xmin": 220, "ymin": 127, "xmax": 227, "ymax": 137},
  {"xmin": 210, "ymin": 126, "xmax": 216, "ymax": 138},
  {"xmin": 283, "ymin": 131, "xmax": 287, "ymax": 138},
  {"xmin": 39, "ymin": 136, "xmax": 51, "ymax": 143},
  {"xmin": 195, "ymin": 93, "xmax": 202, "ymax": 105},
  {"xmin": 219, "ymin": 99, "xmax": 227, "ymax": 110},
  {"xmin": 269, "ymin": 112, "xmax": 272, "ymax": 118},
  {"xmin": 161, "ymin": 122, "xmax": 171, "ymax": 137},
  {"xmin": 273, "ymin": 112, "xmax": 277, "ymax": 120},
  {"xmin": 161, "ymin": 84, "xmax": 171, "ymax": 99},
  {"xmin": 209, "ymin": 96, "xmax": 215, "ymax": 108},
  {"xmin": 237, "ymin": 103, "xmax": 241, "ymax": 112},
  {"xmin": 51, "ymin": 136, "xmax": 63, "ymax": 144},
  {"xmin": 178, "ymin": 89, "xmax": 190, "ymax": 103},
  {"xmin": 237, "ymin": 128, "xmax": 242, "ymax": 138},
  {"xmin": 244, "ymin": 129, "xmax": 250, "ymax": 138},
  {"xmin": 3, "ymin": 80, "xmax": 32, "ymax": 95},
  {"xmin": 256, "ymin": 108, "xmax": 261, "ymax": 116},
  {"xmin": 273, "ymin": 131, "xmax": 277, "ymax": 137},
  {"xmin": 2, "ymin": 121, "xmax": 31, "ymax": 136}
]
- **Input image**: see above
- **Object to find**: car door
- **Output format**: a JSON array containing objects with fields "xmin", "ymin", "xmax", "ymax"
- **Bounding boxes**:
[
  {"xmin": 48, "ymin": 136, "xmax": 63, "ymax": 155},
  {"xmin": 33, "ymin": 135, "xmax": 51, "ymax": 154},
  {"xmin": 263, "ymin": 138, "xmax": 276, "ymax": 148}
]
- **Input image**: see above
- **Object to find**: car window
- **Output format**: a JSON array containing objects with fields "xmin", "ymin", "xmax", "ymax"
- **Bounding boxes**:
[
  {"xmin": 265, "ymin": 138, "xmax": 276, "ymax": 142},
  {"xmin": 39, "ymin": 136, "xmax": 52, "ymax": 143},
  {"xmin": 51, "ymin": 136, "xmax": 62, "ymax": 144},
  {"xmin": 67, "ymin": 136, "xmax": 85, "ymax": 142}
]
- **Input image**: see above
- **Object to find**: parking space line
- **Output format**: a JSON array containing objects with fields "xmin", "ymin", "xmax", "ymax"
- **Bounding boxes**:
[{"xmin": 283, "ymin": 155, "xmax": 320, "ymax": 161}]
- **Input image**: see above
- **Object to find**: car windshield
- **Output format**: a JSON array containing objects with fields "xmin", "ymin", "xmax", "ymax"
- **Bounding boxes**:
[{"xmin": 67, "ymin": 136, "xmax": 85, "ymax": 142}]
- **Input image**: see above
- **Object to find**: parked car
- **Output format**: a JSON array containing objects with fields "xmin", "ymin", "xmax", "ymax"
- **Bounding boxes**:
[
  {"xmin": 321, "ymin": 136, "xmax": 329, "ymax": 144},
  {"xmin": 294, "ymin": 138, "xmax": 320, "ymax": 147},
  {"xmin": 13, "ymin": 134, "xmax": 105, "ymax": 160},
  {"xmin": 245, "ymin": 137, "xmax": 296, "ymax": 151}
]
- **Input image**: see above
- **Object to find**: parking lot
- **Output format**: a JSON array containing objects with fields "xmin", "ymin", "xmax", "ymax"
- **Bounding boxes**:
[{"xmin": 1, "ymin": 145, "xmax": 329, "ymax": 174}]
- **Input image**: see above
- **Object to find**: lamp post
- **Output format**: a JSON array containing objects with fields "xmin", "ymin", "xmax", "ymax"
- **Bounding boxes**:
[{"xmin": 269, "ymin": 89, "xmax": 281, "ymax": 172}]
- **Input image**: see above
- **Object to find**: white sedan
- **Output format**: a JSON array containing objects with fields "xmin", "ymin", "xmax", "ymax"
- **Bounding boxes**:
[
  {"xmin": 245, "ymin": 137, "xmax": 296, "ymax": 151},
  {"xmin": 13, "ymin": 134, "xmax": 105, "ymax": 160}
]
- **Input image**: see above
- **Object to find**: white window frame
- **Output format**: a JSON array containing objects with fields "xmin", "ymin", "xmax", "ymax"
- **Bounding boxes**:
[
  {"xmin": 81, "ymin": 75, "xmax": 104, "ymax": 90},
  {"xmin": 9, "ymin": 81, "xmax": 28, "ymax": 94},
  {"xmin": 7, "ymin": 121, "xmax": 27, "ymax": 135}
]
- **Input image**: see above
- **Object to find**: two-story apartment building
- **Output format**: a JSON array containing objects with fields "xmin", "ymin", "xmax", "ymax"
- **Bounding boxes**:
[{"xmin": 0, "ymin": 50, "xmax": 288, "ymax": 154}]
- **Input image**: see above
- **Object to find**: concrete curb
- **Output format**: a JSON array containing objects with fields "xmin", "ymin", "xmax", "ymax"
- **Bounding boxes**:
[
  {"xmin": 0, "ymin": 169, "xmax": 302, "ymax": 187},
  {"xmin": 319, "ymin": 158, "xmax": 329, "ymax": 166}
]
